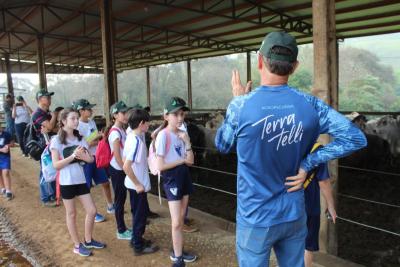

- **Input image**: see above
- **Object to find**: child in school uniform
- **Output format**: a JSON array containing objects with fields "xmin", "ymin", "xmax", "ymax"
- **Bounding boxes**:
[
  {"xmin": 123, "ymin": 108, "xmax": 159, "ymax": 255},
  {"xmin": 304, "ymin": 143, "xmax": 337, "ymax": 267},
  {"xmin": 50, "ymin": 108, "xmax": 106, "ymax": 257},
  {"xmin": 107, "ymin": 101, "xmax": 131, "ymax": 240},
  {"xmin": 74, "ymin": 99, "xmax": 115, "ymax": 223},
  {"xmin": 155, "ymin": 97, "xmax": 197, "ymax": 267},
  {"xmin": 0, "ymin": 126, "xmax": 13, "ymax": 200}
]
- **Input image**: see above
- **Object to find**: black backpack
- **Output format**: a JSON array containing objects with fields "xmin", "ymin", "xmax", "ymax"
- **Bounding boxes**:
[{"xmin": 23, "ymin": 121, "xmax": 46, "ymax": 161}]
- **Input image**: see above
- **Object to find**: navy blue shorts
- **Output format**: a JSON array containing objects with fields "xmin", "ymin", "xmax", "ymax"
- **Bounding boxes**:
[
  {"xmin": 305, "ymin": 215, "xmax": 320, "ymax": 251},
  {"xmin": 83, "ymin": 159, "xmax": 109, "ymax": 188},
  {"xmin": 0, "ymin": 155, "xmax": 11, "ymax": 170},
  {"xmin": 161, "ymin": 164, "xmax": 193, "ymax": 201}
]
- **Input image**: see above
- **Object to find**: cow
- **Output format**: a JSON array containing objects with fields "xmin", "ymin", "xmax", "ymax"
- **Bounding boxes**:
[{"xmin": 365, "ymin": 115, "xmax": 400, "ymax": 157}]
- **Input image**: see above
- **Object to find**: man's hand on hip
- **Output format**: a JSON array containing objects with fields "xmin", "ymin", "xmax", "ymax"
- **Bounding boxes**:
[{"xmin": 285, "ymin": 168, "xmax": 307, "ymax": 192}]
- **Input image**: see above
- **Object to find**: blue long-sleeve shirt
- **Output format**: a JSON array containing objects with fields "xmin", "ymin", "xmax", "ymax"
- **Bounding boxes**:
[{"xmin": 215, "ymin": 84, "xmax": 367, "ymax": 227}]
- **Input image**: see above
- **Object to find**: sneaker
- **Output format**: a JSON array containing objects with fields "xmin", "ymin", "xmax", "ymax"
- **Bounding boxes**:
[
  {"xmin": 5, "ymin": 192, "xmax": 13, "ymax": 201},
  {"xmin": 184, "ymin": 218, "xmax": 195, "ymax": 226},
  {"xmin": 84, "ymin": 239, "xmax": 106, "ymax": 249},
  {"xmin": 182, "ymin": 223, "xmax": 198, "ymax": 233},
  {"xmin": 42, "ymin": 201, "xmax": 57, "ymax": 208},
  {"xmin": 172, "ymin": 256, "xmax": 185, "ymax": 267},
  {"xmin": 130, "ymin": 238, "xmax": 153, "ymax": 249},
  {"xmin": 117, "ymin": 230, "xmax": 132, "ymax": 240},
  {"xmin": 148, "ymin": 210, "xmax": 160, "ymax": 219},
  {"xmin": 106, "ymin": 204, "xmax": 115, "ymax": 214},
  {"xmin": 134, "ymin": 243, "xmax": 159, "ymax": 256},
  {"xmin": 95, "ymin": 213, "xmax": 105, "ymax": 223},
  {"xmin": 73, "ymin": 243, "xmax": 92, "ymax": 257},
  {"xmin": 170, "ymin": 250, "xmax": 197, "ymax": 263}
]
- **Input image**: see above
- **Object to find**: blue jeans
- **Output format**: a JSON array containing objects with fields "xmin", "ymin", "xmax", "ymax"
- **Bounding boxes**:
[
  {"xmin": 39, "ymin": 169, "xmax": 56, "ymax": 203},
  {"xmin": 5, "ymin": 116, "xmax": 15, "ymax": 137},
  {"xmin": 236, "ymin": 214, "xmax": 307, "ymax": 267},
  {"xmin": 15, "ymin": 122, "xmax": 27, "ymax": 155}
]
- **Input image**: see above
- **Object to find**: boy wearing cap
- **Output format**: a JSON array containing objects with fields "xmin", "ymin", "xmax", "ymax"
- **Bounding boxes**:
[
  {"xmin": 108, "ymin": 101, "xmax": 132, "ymax": 240},
  {"xmin": 0, "ymin": 123, "xmax": 13, "ymax": 200},
  {"xmin": 215, "ymin": 31, "xmax": 366, "ymax": 267},
  {"xmin": 74, "ymin": 99, "xmax": 115, "ymax": 223},
  {"xmin": 32, "ymin": 89, "xmax": 59, "ymax": 207}
]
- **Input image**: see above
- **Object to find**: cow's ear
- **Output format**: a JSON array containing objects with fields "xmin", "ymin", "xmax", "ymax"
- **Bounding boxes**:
[{"xmin": 397, "ymin": 115, "xmax": 400, "ymax": 123}]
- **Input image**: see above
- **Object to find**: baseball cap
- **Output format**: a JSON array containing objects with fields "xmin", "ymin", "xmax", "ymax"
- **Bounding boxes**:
[
  {"xmin": 73, "ymin": 99, "xmax": 96, "ymax": 110},
  {"xmin": 110, "ymin": 101, "xmax": 130, "ymax": 114},
  {"xmin": 164, "ymin": 97, "xmax": 190, "ymax": 114},
  {"xmin": 259, "ymin": 31, "xmax": 298, "ymax": 62},
  {"xmin": 36, "ymin": 89, "xmax": 54, "ymax": 100}
]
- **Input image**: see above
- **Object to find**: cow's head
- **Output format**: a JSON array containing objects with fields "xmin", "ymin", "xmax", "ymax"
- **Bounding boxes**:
[{"xmin": 371, "ymin": 115, "xmax": 400, "ymax": 156}]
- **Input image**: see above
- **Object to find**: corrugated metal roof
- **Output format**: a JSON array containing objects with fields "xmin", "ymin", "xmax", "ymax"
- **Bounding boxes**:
[{"xmin": 0, "ymin": 0, "xmax": 398, "ymax": 73}]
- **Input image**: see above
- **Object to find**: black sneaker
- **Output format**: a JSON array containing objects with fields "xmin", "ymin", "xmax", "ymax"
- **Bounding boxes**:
[
  {"xmin": 130, "ymin": 238, "xmax": 152, "ymax": 248},
  {"xmin": 134, "ymin": 243, "xmax": 159, "ymax": 256},
  {"xmin": 5, "ymin": 192, "xmax": 13, "ymax": 201},
  {"xmin": 170, "ymin": 250, "xmax": 197, "ymax": 263},
  {"xmin": 172, "ymin": 256, "xmax": 185, "ymax": 267}
]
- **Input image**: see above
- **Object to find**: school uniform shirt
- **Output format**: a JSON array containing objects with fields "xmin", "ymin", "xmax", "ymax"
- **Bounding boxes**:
[
  {"xmin": 0, "ymin": 131, "xmax": 11, "ymax": 156},
  {"xmin": 215, "ymin": 84, "xmax": 367, "ymax": 228},
  {"xmin": 15, "ymin": 106, "xmax": 30, "ymax": 124},
  {"xmin": 123, "ymin": 132, "xmax": 151, "ymax": 192},
  {"xmin": 49, "ymin": 136, "xmax": 88, "ymax": 186},
  {"xmin": 304, "ymin": 163, "xmax": 329, "ymax": 216},
  {"xmin": 155, "ymin": 129, "xmax": 186, "ymax": 164},
  {"xmin": 108, "ymin": 126, "xmax": 126, "ymax": 170},
  {"xmin": 77, "ymin": 119, "xmax": 98, "ymax": 156}
]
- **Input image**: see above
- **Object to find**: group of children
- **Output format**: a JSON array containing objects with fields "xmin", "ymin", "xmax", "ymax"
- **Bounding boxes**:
[
  {"xmin": 0, "ymin": 88, "xmax": 338, "ymax": 267},
  {"xmin": 46, "ymin": 96, "xmax": 196, "ymax": 267}
]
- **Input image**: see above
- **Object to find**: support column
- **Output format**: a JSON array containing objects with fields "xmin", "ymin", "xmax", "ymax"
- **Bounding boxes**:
[
  {"xmin": 99, "ymin": 0, "xmax": 118, "ymax": 120},
  {"xmin": 37, "ymin": 35, "xmax": 47, "ymax": 91},
  {"xmin": 312, "ymin": 0, "xmax": 338, "ymax": 256},
  {"xmin": 246, "ymin": 51, "xmax": 251, "ymax": 82},
  {"xmin": 146, "ymin": 66, "xmax": 151, "ymax": 108},
  {"xmin": 4, "ymin": 53, "xmax": 14, "ymax": 96},
  {"xmin": 187, "ymin": 60, "xmax": 193, "ymax": 110}
]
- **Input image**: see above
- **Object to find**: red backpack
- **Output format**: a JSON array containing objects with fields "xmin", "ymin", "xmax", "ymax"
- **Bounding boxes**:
[{"xmin": 96, "ymin": 128, "xmax": 123, "ymax": 169}]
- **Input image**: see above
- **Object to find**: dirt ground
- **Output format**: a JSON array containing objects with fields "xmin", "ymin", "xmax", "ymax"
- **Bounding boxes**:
[{"xmin": 2, "ymin": 148, "xmax": 239, "ymax": 267}]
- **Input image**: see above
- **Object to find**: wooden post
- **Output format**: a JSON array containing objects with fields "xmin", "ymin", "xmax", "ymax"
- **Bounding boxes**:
[
  {"xmin": 246, "ymin": 51, "xmax": 251, "ymax": 82},
  {"xmin": 37, "ymin": 35, "xmax": 47, "ymax": 91},
  {"xmin": 4, "ymin": 53, "xmax": 14, "ymax": 96},
  {"xmin": 146, "ymin": 66, "xmax": 151, "ymax": 108},
  {"xmin": 99, "ymin": 0, "xmax": 118, "ymax": 121},
  {"xmin": 187, "ymin": 60, "xmax": 193, "ymax": 110},
  {"xmin": 312, "ymin": 0, "xmax": 338, "ymax": 256}
]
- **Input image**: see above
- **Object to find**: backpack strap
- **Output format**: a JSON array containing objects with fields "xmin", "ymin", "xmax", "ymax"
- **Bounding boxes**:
[
  {"xmin": 164, "ymin": 128, "xmax": 171, "ymax": 154},
  {"xmin": 303, "ymin": 143, "xmax": 323, "ymax": 189},
  {"xmin": 108, "ymin": 127, "xmax": 124, "ymax": 148}
]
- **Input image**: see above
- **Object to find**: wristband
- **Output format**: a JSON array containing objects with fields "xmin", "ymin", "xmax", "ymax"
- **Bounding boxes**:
[{"xmin": 186, "ymin": 147, "xmax": 192, "ymax": 152}]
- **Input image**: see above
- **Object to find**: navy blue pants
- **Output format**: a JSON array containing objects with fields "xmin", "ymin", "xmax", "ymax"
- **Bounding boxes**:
[
  {"xmin": 15, "ymin": 122, "xmax": 27, "ymax": 155},
  {"xmin": 128, "ymin": 190, "xmax": 148, "ymax": 250},
  {"xmin": 109, "ymin": 166, "xmax": 128, "ymax": 234}
]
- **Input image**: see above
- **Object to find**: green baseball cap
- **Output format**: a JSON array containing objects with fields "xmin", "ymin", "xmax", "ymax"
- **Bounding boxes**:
[
  {"xmin": 164, "ymin": 97, "xmax": 190, "ymax": 114},
  {"xmin": 36, "ymin": 89, "xmax": 54, "ymax": 100},
  {"xmin": 73, "ymin": 99, "xmax": 96, "ymax": 110},
  {"xmin": 259, "ymin": 31, "xmax": 298, "ymax": 62},
  {"xmin": 16, "ymin": 96, "xmax": 24, "ymax": 102},
  {"xmin": 110, "ymin": 100, "xmax": 130, "ymax": 114}
]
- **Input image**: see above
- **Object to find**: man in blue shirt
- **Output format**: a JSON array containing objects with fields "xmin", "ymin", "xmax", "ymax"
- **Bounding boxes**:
[{"xmin": 215, "ymin": 32, "xmax": 367, "ymax": 267}]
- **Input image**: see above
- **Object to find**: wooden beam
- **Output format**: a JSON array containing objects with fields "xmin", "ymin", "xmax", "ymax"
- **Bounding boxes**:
[
  {"xmin": 146, "ymin": 66, "xmax": 151, "ymax": 108},
  {"xmin": 99, "ymin": 0, "xmax": 118, "ymax": 121},
  {"xmin": 246, "ymin": 51, "xmax": 251, "ymax": 83},
  {"xmin": 187, "ymin": 60, "xmax": 192, "ymax": 110},
  {"xmin": 4, "ymin": 53, "xmax": 14, "ymax": 95},
  {"xmin": 36, "ymin": 35, "xmax": 47, "ymax": 90},
  {"xmin": 312, "ymin": 0, "xmax": 338, "ymax": 256}
]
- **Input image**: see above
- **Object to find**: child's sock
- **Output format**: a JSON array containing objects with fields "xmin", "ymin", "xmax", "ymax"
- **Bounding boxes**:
[{"xmin": 1, "ymin": 188, "xmax": 5, "ymax": 194}]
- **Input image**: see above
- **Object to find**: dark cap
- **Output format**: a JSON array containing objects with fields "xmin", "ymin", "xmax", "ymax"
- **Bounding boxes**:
[
  {"xmin": 73, "ymin": 99, "xmax": 96, "ymax": 110},
  {"xmin": 36, "ymin": 89, "xmax": 54, "ymax": 100},
  {"xmin": 164, "ymin": 97, "xmax": 190, "ymax": 114},
  {"xmin": 110, "ymin": 101, "xmax": 129, "ymax": 114},
  {"xmin": 16, "ymin": 96, "xmax": 24, "ymax": 102},
  {"xmin": 259, "ymin": 31, "xmax": 298, "ymax": 62}
]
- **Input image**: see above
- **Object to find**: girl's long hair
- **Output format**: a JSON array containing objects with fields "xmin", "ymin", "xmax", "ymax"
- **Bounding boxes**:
[
  {"xmin": 152, "ymin": 120, "xmax": 168, "ymax": 141},
  {"xmin": 58, "ymin": 108, "xmax": 82, "ymax": 145}
]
